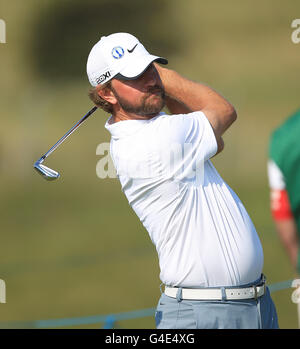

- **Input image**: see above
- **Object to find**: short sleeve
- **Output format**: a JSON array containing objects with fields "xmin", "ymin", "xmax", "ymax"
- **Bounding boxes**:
[
  {"xmin": 267, "ymin": 159, "xmax": 286, "ymax": 190},
  {"xmin": 180, "ymin": 111, "xmax": 218, "ymax": 161},
  {"xmin": 156, "ymin": 111, "xmax": 218, "ymax": 182},
  {"xmin": 268, "ymin": 127, "xmax": 287, "ymax": 190}
]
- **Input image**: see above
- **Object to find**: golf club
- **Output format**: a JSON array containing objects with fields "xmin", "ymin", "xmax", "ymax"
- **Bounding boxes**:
[{"xmin": 34, "ymin": 106, "xmax": 98, "ymax": 181}]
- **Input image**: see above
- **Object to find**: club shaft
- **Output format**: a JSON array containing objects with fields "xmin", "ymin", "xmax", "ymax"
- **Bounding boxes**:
[{"xmin": 39, "ymin": 106, "xmax": 97, "ymax": 161}]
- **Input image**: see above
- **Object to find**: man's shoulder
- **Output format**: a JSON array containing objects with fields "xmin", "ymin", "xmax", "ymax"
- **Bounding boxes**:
[
  {"xmin": 151, "ymin": 111, "xmax": 206, "ymax": 137},
  {"xmin": 271, "ymin": 109, "xmax": 300, "ymax": 141},
  {"xmin": 153, "ymin": 111, "xmax": 205, "ymax": 126},
  {"xmin": 269, "ymin": 109, "xmax": 300, "ymax": 167}
]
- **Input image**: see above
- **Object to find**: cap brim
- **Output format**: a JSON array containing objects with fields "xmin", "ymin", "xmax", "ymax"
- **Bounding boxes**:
[{"xmin": 115, "ymin": 55, "xmax": 168, "ymax": 81}]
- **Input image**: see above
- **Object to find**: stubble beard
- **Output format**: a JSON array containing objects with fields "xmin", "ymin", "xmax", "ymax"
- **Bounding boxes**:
[{"xmin": 111, "ymin": 86, "xmax": 166, "ymax": 117}]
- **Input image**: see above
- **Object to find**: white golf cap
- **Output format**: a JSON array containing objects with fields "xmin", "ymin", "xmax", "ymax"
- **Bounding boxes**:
[{"xmin": 86, "ymin": 32, "xmax": 168, "ymax": 86}]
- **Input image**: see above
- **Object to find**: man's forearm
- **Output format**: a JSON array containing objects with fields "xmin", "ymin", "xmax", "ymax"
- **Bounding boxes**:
[
  {"xmin": 164, "ymin": 95, "xmax": 192, "ymax": 114},
  {"xmin": 161, "ymin": 68, "xmax": 228, "ymax": 112},
  {"xmin": 156, "ymin": 64, "xmax": 237, "ymax": 140},
  {"xmin": 275, "ymin": 219, "xmax": 299, "ymax": 270}
]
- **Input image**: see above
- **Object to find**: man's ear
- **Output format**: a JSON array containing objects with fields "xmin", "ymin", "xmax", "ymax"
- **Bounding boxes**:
[{"xmin": 97, "ymin": 85, "xmax": 117, "ymax": 105}]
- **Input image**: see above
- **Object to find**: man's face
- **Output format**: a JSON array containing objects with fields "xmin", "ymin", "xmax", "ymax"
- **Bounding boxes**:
[{"xmin": 110, "ymin": 64, "xmax": 165, "ymax": 118}]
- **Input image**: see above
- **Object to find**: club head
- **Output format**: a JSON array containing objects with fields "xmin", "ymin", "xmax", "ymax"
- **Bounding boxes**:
[{"xmin": 34, "ymin": 160, "xmax": 60, "ymax": 181}]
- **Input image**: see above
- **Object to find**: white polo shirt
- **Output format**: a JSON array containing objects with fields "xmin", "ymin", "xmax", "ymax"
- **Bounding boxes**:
[{"xmin": 105, "ymin": 111, "xmax": 263, "ymax": 287}]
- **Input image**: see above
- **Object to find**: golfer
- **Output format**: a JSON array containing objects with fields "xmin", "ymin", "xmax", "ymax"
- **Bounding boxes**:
[{"xmin": 86, "ymin": 32, "xmax": 278, "ymax": 329}]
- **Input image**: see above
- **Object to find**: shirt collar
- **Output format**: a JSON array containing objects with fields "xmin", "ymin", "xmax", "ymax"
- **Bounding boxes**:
[{"xmin": 105, "ymin": 112, "xmax": 165, "ymax": 140}]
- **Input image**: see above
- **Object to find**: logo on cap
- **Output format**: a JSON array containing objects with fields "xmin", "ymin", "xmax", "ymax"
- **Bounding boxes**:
[
  {"xmin": 112, "ymin": 46, "xmax": 125, "ymax": 59},
  {"xmin": 96, "ymin": 71, "xmax": 111, "ymax": 84}
]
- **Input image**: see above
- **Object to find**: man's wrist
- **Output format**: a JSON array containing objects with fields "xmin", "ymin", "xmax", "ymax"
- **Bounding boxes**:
[{"xmin": 154, "ymin": 63, "xmax": 176, "ymax": 91}]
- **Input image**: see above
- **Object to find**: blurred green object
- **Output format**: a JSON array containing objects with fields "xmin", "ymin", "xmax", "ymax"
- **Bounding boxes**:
[{"xmin": 0, "ymin": 0, "xmax": 299, "ymax": 328}]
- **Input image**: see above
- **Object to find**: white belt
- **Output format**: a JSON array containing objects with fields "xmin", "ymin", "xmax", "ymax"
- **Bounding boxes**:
[{"xmin": 165, "ymin": 284, "xmax": 266, "ymax": 301}]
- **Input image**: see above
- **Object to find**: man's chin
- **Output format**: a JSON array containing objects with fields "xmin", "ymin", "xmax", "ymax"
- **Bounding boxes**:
[
  {"xmin": 148, "ymin": 94, "xmax": 165, "ymax": 110},
  {"xmin": 118, "ymin": 95, "xmax": 165, "ymax": 118},
  {"xmin": 144, "ymin": 101, "xmax": 165, "ymax": 117}
]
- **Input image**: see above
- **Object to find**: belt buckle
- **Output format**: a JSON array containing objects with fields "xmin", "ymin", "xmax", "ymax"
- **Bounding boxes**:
[
  {"xmin": 254, "ymin": 279, "xmax": 266, "ymax": 300},
  {"xmin": 254, "ymin": 286, "xmax": 258, "ymax": 300}
]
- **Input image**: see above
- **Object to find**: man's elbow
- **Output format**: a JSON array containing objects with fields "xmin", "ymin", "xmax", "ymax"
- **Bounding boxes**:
[
  {"xmin": 221, "ymin": 104, "xmax": 237, "ymax": 132},
  {"xmin": 226, "ymin": 104, "xmax": 237, "ymax": 124}
]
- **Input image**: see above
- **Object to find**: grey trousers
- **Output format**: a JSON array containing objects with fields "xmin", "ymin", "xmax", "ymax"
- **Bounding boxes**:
[{"xmin": 155, "ymin": 286, "xmax": 279, "ymax": 329}]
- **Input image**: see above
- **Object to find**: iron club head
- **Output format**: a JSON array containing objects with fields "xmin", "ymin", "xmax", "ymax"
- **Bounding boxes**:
[
  {"xmin": 34, "ymin": 158, "xmax": 60, "ymax": 181},
  {"xmin": 33, "ymin": 106, "xmax": 97, "ymax": 181}
]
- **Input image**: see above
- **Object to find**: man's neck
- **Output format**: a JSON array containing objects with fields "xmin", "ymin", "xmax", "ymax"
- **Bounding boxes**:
[{"xmin": 110, "ymin": 110, "xmax": 159, "ymax": 124}]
